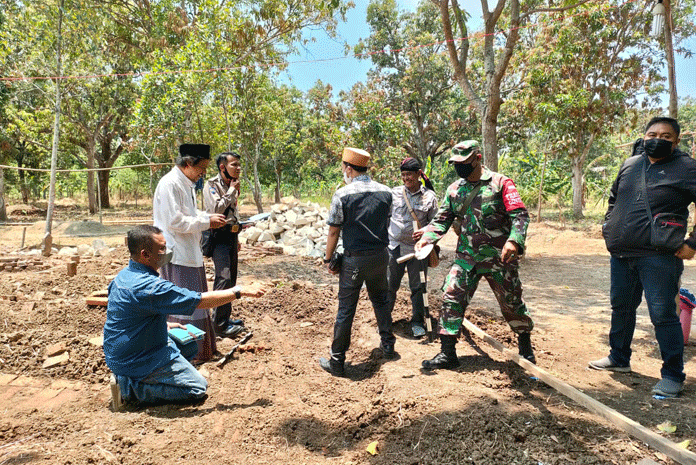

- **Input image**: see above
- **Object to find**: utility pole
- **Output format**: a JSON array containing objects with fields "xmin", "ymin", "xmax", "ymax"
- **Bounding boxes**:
[
  {"xmin": 43, "ymin": 0, "xmax": 65, "ymax": 256},
  {"xmin": 663, "ymin": 0, "xmax": 678, "ymax": 118}
]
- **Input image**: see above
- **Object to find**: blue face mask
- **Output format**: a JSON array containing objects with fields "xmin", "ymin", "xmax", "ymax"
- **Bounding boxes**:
[{"xmin": 454, "ymin": 162, "xmax": 475, "ymax": 179}]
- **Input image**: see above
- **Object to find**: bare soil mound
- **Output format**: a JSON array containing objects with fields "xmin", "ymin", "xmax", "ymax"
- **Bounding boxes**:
[{"xmin": 0, "ymin": 221, "xmax": 695, "ymax": 464}]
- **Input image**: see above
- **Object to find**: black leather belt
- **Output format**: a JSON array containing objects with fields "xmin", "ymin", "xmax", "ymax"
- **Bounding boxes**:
[{"xmin": 344, "ymin": 248, "xmax": 384, "ymax": 257}]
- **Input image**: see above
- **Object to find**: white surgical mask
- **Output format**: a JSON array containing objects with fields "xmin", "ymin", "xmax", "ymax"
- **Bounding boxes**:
[{"xmin": 343, "ymin": 172, "xmax": 352, "ymax": 184}]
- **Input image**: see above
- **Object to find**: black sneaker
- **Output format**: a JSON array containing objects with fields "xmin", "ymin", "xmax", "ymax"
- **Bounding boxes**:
[
  {"xmin": 422, "ymin": 352, "xmax": 460, "ymax": 370},
  {"xmin": 216, "ymin": 324, "xmax": 245, "ymax": 338},
  {"xmin": 380, "ymin": 342, "xmax": 395, "ymax": 359},
  {"xmin": 319, "ymin": 357, "xmax": 345, "ymax": 377}
]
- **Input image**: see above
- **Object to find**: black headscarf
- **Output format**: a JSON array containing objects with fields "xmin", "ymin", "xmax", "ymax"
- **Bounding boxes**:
[{"xmin": 400, "ymin": 157, "xmax": 434, "ymax": 191}]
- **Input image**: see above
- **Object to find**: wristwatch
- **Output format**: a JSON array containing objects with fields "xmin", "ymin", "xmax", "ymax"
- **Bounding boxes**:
[
  {"xmin": 232, "ymin": 286, "xmax": 242, "ymax": 299},
  {"xmin": 323, "ymin": 257, "xmax": 331, "ymax": 264}
]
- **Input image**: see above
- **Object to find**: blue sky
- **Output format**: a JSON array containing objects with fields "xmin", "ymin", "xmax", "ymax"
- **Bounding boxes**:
[{"xmin": 282, "ymin": 0, "xmax": 696, "ymax": 101}]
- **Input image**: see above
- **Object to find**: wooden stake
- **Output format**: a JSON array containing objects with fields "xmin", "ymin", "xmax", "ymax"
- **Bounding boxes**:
[{"xmin": 66, "ymin": 261, "xmax": 77, "ymax": 277}]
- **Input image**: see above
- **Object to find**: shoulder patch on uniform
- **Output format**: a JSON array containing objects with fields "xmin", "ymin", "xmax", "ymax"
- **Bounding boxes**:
[{"xmin": 502, "ymin": 179, "xmax": 525, "ymax": 211}]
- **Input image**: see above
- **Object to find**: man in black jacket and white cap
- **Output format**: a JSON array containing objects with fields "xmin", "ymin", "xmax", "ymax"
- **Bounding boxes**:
[{"xmin": 589, "ymin": 117, "xmax": 696, "ymax": 398}]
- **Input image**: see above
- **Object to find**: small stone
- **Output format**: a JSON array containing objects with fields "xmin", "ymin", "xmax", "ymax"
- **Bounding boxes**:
[
  {"xmin": 46, "ymin": 342, "xmax": 67, "ymax": 357},
  {"xmin": 285, "ymin": 210, "xmax": 298, "ymax": 224},
  {"xmin": 77, "ymin": 244, "xmax": 92, "ymax": 256},
  {"xmin": 57, "ymin": 247, "xmax": 78, "ymax": 256},
  {"xmin": 258, "ymin": 231, "xmax": 275, "ymax": 243},
  {"xmin": 43, "ymin": 351, "xmax": 69, "ymax": 369},
  {"xmin": 21, "ymin": 302, "xmax": 36, "ymax": 312},
  {"xmin": 88, "ymin": 336, "xmax": 103, "ymax": 347}
]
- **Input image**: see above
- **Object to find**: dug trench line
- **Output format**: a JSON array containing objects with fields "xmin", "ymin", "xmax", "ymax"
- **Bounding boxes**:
[{"xmin": 461, "ymin": 317, "xmax": 696, "ymax": 465}]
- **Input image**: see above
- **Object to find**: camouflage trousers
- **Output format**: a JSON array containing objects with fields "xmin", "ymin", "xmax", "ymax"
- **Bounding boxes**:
[{"xmin": 438, "ymin": 259, "xmax": 533, "ymax": 336}]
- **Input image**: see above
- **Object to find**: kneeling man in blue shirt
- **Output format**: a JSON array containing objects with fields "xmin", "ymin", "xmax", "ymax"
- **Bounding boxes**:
[{"xmin": 104, "ymin": 225, "xmax": 264, "ymax": 409}]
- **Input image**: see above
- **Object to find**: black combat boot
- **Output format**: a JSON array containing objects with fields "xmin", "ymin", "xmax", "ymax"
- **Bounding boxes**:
[
  {"xmin": 422, "ymin": 335, "xmax": 460, "ymax": 370},
  {"xmin": 518, "ymin": 332, "xmax": 536, "ymax": 364},
  {"xmin": 319, "ymin": 357, "xmax": 345, "ymax": 377}
]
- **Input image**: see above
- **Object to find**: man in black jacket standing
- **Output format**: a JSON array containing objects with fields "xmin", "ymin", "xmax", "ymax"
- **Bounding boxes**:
[
  {"xmin": 319, "ymin": 147, "xmax": 395, "ymax": 377},
  {"xmin": 589, "ymin": 117, "xmax": 696, "ymax": 398}
]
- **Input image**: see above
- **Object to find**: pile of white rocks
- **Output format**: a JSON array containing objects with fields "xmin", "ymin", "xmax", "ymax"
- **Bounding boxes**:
[
  {"xmin": 54, "ymin": 239, "xmax": 115, "ymax": 258},
  {"xmin": 239, "ymin": 197, "xmax": 339, "ymax": 258}
]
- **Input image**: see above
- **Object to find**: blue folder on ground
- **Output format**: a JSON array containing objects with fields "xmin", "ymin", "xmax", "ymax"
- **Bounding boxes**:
[{"xmin": 168, "ymin": 324, "xmax": 205, "ymax": 345}]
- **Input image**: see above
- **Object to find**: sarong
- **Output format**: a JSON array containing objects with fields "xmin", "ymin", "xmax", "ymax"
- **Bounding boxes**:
[{"xmin": 160, "ymin": 263, "xmax": 216, "ymax": 362}]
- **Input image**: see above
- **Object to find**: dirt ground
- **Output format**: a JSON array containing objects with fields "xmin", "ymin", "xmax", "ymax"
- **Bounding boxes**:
[{"xmin": 1, "ymin": 203, "xmax": 696, "ymax": 465}]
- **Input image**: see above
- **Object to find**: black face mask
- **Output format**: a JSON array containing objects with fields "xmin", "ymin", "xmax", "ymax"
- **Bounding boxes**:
[
  {"xmin": 454, "ymin": 162, "xmax": 475, "ymax": 179},
  {"xmin": 222, "ymin": 167, "xmax": 237, "ymax": 181},
  {"xmin": 644, "ymin": 138, "xmax": 673, "ymax": 160}
]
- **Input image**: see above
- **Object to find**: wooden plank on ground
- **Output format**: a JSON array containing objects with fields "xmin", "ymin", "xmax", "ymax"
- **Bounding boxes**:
[
  {"xmin": 461, "ymin": 317, "xmax": 696, "ymax": 465},
  {"xmin": 85, "ymin": 296, "xmax": 108, "ymax": 307}
]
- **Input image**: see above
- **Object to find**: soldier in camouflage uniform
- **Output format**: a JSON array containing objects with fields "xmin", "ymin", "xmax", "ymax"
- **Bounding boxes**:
[{"xmin": 415, "ymin": 140, "xmax": 535, "ymax": 370}]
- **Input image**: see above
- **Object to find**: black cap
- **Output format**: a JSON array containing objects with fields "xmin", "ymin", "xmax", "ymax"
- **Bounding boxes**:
[{"xmin": 179, "ymin": 144, "xmax": 211, "ymax": 160}]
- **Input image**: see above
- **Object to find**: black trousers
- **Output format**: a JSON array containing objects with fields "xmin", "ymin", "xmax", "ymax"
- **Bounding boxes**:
[
  {"xmin": 331, "ymin": 248, "xmax": 394, "ymax": 363},
  {"xmin": 387, "ymin": 245, "xmax": 428, "ymax": 324},
  {"xmin": 211, "ymin": 232, "xmax": 239, "ymax": 330}
]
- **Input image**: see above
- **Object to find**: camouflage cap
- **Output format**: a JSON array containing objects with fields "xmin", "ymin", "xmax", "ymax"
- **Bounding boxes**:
[{"xmin": 448, "ymin": 140, "xmax": 480, "ymax": 163}]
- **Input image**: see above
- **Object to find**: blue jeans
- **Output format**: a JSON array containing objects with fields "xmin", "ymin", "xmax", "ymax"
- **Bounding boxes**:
[
  {"xmin": 608, "ymin": 254, "xmax": 685, "ymax": 382},
  {"xmin": 118, "ymin": 340, "xmax": 208, "ymax": 404}
]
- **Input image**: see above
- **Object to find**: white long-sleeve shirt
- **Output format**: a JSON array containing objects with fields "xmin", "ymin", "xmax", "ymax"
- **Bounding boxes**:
[{"xmin": 153, "ymin": 166, "xmax": 211, "ymax": 268}]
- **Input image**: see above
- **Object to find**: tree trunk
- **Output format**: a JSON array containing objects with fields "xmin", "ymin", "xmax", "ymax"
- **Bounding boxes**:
[
  {"xmin": 221, "ymin": 93, "xmax": 232, "ymax": 151},
  {"xmin": 252, "ymin": 143, "xmax": 263, "ymax": 213},
  {"xmin": 86, "ymin": 149, "xmax": 96, "ymax": 214},
  {"xmin": 482, "ymin": 108, "xmax": 499, "ymax": 171},
  {"xmin": 274, "ymin": 163, "xmax": 281, "ymax": 204},
  {"xmin": 571, "ymin": 155, "xmax": 584, "ymax": 219},
  {"xmin": 0, "ymin": 167, "xmax": 6, "ymax": 221},
  {"xmin": 18, "ymin": 168, "xmax": 29, "ymax": 204},
  {"xmin": 536, "ymin": 151, "xmax": 548, "ymax": 222},
  {"xmin": 98, "ymin": 169, "xmax": 110, "ymax": 209}
]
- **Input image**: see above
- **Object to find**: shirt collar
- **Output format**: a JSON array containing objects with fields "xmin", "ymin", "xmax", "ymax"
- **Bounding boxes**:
[
  {"xmin": 354, "ymin": 174, "xmax": 371, "ymax": 182},
  {"xmin": 174, "ymin": 166, "xmax": 195, "ymax": 188},
  {"xmin": 479, "ymin": 167, "xmax": 493, "ymax": 181},
  {"xmin": 128, "ymin": 259, "xmax": 159, "ymax": 276},
  {"xmin": 404, "ymin": 184, "xmax": 426, "ymax": 196}
]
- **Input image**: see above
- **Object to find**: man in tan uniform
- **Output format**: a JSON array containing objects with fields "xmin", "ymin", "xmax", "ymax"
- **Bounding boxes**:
[{"xmin": 203, "ymin": 152, "xmax": 245, "ymax": 337}]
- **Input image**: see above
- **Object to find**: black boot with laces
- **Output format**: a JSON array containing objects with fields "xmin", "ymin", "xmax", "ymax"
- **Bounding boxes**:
[{"xmin": 422, "ymin": 335, "xmax": 460, "ymax": 370}]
